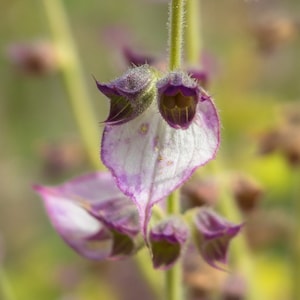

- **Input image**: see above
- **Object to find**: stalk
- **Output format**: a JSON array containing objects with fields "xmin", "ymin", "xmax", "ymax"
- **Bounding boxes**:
[
  {"xmin": 185, "ymin": 0, "xmax": 202, "ymax": 66},
  {"xmin": 166, "ymin": 0, "xmax": 186, "ymax": 298},
  {"xmin": 42, "ymin": 0, "xmax": 103, "ymax": 169},
  {"xmin": 168, "ymin": 0, "xmax": 186, "ymax": 70},
  {"xmin": 165, "ymin": 190, "xmax": 182, "ymax": 300}
]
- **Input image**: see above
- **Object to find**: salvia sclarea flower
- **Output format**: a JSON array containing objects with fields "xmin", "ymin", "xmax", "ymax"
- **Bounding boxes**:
[
  {"xmin": 33, "ymin": 172, "xmax": 142, "ymax": 260},
  {"xmin": 33, "ymin": 171, "xmax": 191, "ymax": 269},
  {"xmin": 122, "ymin": 47, "xmax": 211, "ymax": 88},
  {"xmin": 34, "ymin": 172, "xmax": 242, "ymax": 269},
  {"xmin": 149, "ymin": 216, "xmax": 189, "ymax": 269},
  {"xmin": 96, "ymin": 64, "xmax": 220, "ymax": 236},
  {"xmin": 192, "ymin": 207, "xmax": 243, "ymax": 269}
]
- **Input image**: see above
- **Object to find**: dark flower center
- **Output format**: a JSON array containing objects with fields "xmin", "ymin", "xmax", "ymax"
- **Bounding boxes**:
[{"xmin": 159, "ymin": 91, "xmax": 197, "ymax": 129}]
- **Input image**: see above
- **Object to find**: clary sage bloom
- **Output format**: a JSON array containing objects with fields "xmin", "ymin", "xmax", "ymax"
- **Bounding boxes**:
[
  {"xmin": 96, "ymin": 65, "xmax": 220, "ymax": 234},
  {"xmin": 34, "ymin": 173, "xmax": 241, "ymax": 270},
  {"xmin": 33, "ymin": 172, "xmax": 142, "ymax": 260},
  {"xmin": 33, "ymin": 172, "xmax": 189, "ymax": 269}
]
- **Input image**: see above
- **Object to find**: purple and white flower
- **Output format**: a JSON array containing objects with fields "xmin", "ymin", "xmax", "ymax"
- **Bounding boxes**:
[
  {"xmin": 97, "ymin": 67, "xmax": 220, "ymax": 236},
  {"xmin": 33, "ymin": 172, "xmax": 141, "ymax": 260}
]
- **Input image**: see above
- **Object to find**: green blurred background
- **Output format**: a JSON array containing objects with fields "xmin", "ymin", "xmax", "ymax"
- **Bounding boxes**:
[{"xmin": 1, "ymin": 0, "xmax": 300, "ymax": 299}]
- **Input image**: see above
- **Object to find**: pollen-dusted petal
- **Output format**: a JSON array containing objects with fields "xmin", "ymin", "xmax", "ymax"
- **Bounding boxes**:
[
  {"xmin": 193, "ymin": 208, "xmax": 242, "ymax": 269},
  {"xmin": 101, "ymin": 92, "xmax": 220, "ymax": 236},
  {"xmin": 33, "ymin": 172, "xmax": 141, "ymax": 260},
  {"xmin": 149, "ymin": 216, "xmax": 189, "ymax": 270},
  {"xmin": 95, "ymin": 65, "xmax": 157, "ymax": 125}
]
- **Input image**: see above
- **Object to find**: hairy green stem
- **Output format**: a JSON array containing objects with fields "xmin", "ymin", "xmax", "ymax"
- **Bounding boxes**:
[
  {"xmin": 42, "ymin": 0, "xmax": 103, "ymax": 169},
  {"xmin": 185, "ymin": 0, "xmax": 202, "ymax": 66},
  {"xmin": 166, "ymin": 0, "xmax": 186, "ymax": 298},
  {"xmin": 169, "ymin": 0, "xmax": 185, "ymax": 70},
  {"xmin": 165, "ymin": 190, "xmax": 182, "ymax": 300}
]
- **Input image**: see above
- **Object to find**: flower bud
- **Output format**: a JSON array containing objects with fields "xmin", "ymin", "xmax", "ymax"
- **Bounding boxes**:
[
  {"xmin": 192, "ymin": 208, "xmax": 242, "ymax": 269},
  {"xmin": 122, "ymin": 46, "xmax": 155, "ymax": 66},
  {"xmin": 189, "ymin": 69, "xmax": 209, "ymax": 89},
  {"xmin": 149, "ymin": 216, "xmax": 189, "ymax": 270},
  {"xmin": 96, "ymin": 65, "xmax": 157, "ymax": 125},
  {"xmin": 232, "ymin": 174, "xmax": 263, "ymax": 213},
  {"xmin": 253, "ymin": 17, "xmax": 298, "ymax": 54},
  {"xmin": 157, "ymin": 72, "xmax": 203, "ymax": 129},
  {"xmin": 181, "ymin": 177, "xmax": 219, "ymax": 209},
  {"xmin": 6, "ymin": 40, "xmax": 59, "ymax": 75}
]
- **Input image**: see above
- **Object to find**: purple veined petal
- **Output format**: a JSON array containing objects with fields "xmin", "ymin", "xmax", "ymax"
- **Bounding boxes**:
[
  {"xmin": 101, "ymin": 91, "xmax": 220, "ymax": 237},
  {"xmin": 33, "ymin": 185, "xmax": 112, "ymax": 260},
  {"xmin": 33, "ymin": 172, "xmax": 142, "ymax": 260},
  {"xmin": 89, "ymin": 195, "xmax": 143, "ymax": 257},
  {"xmin": 53, "ymin": 172, "xmax": 126, "ymax": 205}
]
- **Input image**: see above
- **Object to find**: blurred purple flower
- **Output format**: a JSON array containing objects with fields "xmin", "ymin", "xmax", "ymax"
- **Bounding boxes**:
[
  {"xmin": 189, "ymin": 69, "xmax": 209, "ymax": 90},
  {"xmin": 123, "ymin": 46, "xmax": 155, "ymax": 67},
  {"xmin": 97, "ymin": 67, "xmax": 220, "ymax": 236},
  {"xmin": 193, "ymin": 208, "xmax": 242, "ymax": 268},
  {"xmin": 149, "ymin": 216, "xmax": 189, "ymax": 270},
  {"xmin": 33, "ymin": 172, "xmax": 141, "ymax": 260},
  {"xmin": 6, "ymin": 40, "xmax": 58, "ymax": 75}
]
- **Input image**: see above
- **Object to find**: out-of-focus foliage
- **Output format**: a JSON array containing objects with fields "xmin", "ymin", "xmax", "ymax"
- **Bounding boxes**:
[{"xmin": 1, "ymin": 0, "xmax": 300, "ymax": 299}]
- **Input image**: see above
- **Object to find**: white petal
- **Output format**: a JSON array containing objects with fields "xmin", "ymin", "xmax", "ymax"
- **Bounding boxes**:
[
  {"xmin": 43, "ymin": 192, "xmax": 101, "ymax": 239},
  {"xmin": 34, "ymin": 178, "xmax": 115, "ymax": 260},
  {"xmin": 101, "ymin": 98, "xmax": 220, "ymax": 232},
  {"xmin": 58, "ymin": 172, "xmax": 125, "ymax": 204}
]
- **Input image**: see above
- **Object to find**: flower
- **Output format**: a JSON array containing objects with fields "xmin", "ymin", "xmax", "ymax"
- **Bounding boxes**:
[
  {"xmin": 192, "ymin": 208, "xmax": 242, "ymax": 268},
  {"xmin": 123, "ymin": 46, "xmax": 155, "ymax": 67},
  {"xmin": 6, "ymin": 40, "xmax": 59, "ymax": 75},
  {"xmin": 149, "ymin": 216, "xmax": 189, "ymax": 269},
  {"xmin": 33, "ymin": 172, "xmax": 141, "ymax": 260},
  {"xmin": 95, "ymin": 65, "xmax": 157, "ymax": 125},
  {"xmin": 189, "ymin": 69, "xmax": 209, "ymax": 89},
  {"xmin": 97, "ymin": 67, "xmax": 220, "ymax": 236}
]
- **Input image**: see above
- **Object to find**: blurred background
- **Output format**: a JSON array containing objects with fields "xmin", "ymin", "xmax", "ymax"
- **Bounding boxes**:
[{"xmin": 1, "ymin": 0, "xmax": 300, "ymax": 299}]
